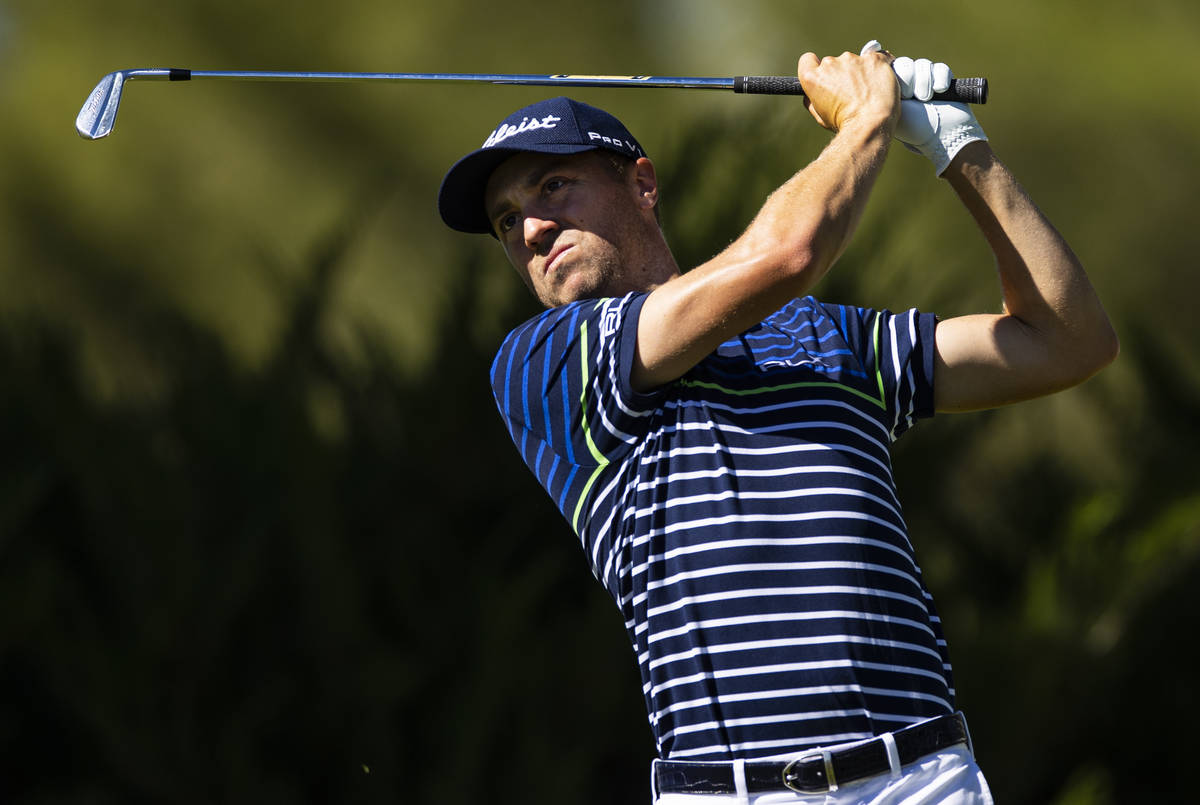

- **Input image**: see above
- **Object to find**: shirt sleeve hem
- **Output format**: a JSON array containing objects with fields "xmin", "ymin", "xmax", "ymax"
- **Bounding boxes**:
[
  {"xmin": 615, "ymin": 292, "xmax": 666, "ymax": 411},
  {"xmin": 914, "ymin": 312, "xmax": 939, "ymax": 419}
]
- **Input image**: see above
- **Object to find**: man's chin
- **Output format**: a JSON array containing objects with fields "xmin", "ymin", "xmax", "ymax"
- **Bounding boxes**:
[{"xmin": 543, "ymin": 275, "xmax": 606, "ymax": 307}]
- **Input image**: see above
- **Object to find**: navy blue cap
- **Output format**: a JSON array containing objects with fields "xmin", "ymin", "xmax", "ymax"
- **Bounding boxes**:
[{"xmin": 438, "ymin": 96, "xmax": 647, "ymax": 235}]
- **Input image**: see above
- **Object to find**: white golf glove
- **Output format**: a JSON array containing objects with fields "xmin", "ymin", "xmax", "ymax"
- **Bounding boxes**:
[{"xmin": 863, "ymin": 41, "xmax": 988, "ymax": 175}]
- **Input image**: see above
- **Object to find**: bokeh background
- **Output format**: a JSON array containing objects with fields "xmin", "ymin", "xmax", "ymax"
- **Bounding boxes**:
[{"xmin": 2, "ymin": 0, "xmax": 1198, "ymax": 802}]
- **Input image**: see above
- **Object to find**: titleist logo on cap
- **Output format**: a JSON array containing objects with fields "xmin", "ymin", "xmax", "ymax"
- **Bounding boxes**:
[
  {"xmin": 480, "ymin": 114, "xmax": 643, "ymax": 157},
  {"xmin": 482, "ymin": 115, "xmax": 562, "ymax": 148}
]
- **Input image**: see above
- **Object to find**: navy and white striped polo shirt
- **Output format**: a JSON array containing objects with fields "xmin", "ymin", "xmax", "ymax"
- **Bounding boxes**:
[{"xmin": 490, "ymin": 291, "xmax": 952, "ymax": 761}]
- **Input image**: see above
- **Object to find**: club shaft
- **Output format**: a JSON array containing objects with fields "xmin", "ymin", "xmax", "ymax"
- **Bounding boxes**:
[
  {"xmin": 114, "ymin": 69, "xmax": 990, "ymax": 100},
  {"xmin": 76, "ymin": 68, "xmax": 989, "ymax": 139},
  {"xmin": 127, "ymin": 68, "xmax": 737, "ymax": 91}
]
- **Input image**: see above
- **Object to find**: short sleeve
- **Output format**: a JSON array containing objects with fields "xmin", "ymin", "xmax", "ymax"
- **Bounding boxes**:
[
  {"xmin": 816, "ymin": 300, "xmax": 938, "ymax": 440},
  {"xmin": 489, "ymin": 292, "xmax": 661, "ymax": 524}
]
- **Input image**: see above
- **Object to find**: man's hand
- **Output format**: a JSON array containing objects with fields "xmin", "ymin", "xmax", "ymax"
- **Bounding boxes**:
[
  {"xmin": 892, "ymin": 55, "xmax": 988, "ymax": 175},
  {"xmin": 796, "ymin": 43, "xmax": 899, "ymax": 134}
]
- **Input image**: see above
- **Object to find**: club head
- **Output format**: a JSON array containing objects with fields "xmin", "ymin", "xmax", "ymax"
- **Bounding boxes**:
[{"xmin": 76, "ymin": 71, "xmax": 127, "ymax": 140}]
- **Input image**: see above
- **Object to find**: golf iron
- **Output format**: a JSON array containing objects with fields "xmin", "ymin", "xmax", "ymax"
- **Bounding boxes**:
[{"xmin": 76, "ymin": 68, "xmax": 989, "ymax": 141}]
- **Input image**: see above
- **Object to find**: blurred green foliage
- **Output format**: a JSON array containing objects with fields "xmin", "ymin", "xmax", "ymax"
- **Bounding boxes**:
[{"xmin": 1, "ymin": 0, "xmax": 1198, "ymax": 802}]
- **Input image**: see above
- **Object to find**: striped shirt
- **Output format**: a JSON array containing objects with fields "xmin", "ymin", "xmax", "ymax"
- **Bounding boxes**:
[{"xmin": 490, "ymin": 292, "xmax": 952, "ymax": 761}]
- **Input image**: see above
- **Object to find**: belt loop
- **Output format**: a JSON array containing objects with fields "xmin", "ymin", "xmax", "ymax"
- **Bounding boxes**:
[
  {"xmin": 880, "ymin": 732, "xmax": 902, "ymax": 778},
  {"xmin": 733, "ymin": 758, "xmax": 750, "ymax": 805},
  {"xmin": 650, "ymin": 758, "xmax": 661, "ymax": 801}
]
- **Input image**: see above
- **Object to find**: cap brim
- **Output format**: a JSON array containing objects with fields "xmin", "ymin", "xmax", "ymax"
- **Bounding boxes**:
[{"xmin": 437, "ymin": 143, "xmax": 596, "ymax": 235}]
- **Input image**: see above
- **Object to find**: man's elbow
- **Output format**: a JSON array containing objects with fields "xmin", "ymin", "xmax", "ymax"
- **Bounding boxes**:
[
  {"xmin": 1095, "ymin": 319, "xmax": 1121, "ymax": 368},
  {"xmin": 781, "ymin": 242, "xmax": 826, "ymax": 284},
  {"xmin": 766, "ymin": 229, "xmax": 837, "ymax": 289},
  {"xmin": 1089, "ymin": 324, "xmax": 1121, "ymax": 383},
  {"xmin": 1062, "ymin": 316, "xmax": 1120, "ymax": 386},
  {"xmin": 1083, "ymin": 303, "xmax": 1120, "ymax": 368},
  {"xmin": 739, "ymin": 205, "xmax": 842, "ymax": 281}
]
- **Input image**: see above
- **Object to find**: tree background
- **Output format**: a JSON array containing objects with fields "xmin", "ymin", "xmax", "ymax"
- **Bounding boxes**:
[{"xmin": 1, "ymin": 1, "xmax": 1198, "ymax": 802}]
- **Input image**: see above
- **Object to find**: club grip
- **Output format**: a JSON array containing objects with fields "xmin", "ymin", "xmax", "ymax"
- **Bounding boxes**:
[{"xmin": 734, "ymin": 75, "xmax": 988, "ymax": 104}]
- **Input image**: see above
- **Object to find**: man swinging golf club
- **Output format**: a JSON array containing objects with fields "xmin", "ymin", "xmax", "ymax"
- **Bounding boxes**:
[{"xmin": 438, "ymin": 40, "xmax": 1117, "ymax": 803}]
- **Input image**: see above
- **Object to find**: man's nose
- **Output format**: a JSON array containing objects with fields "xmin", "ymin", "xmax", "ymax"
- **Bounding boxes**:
[{"xmin": 523, "ymin": 215, "xmax": 558, "ymax": 251}]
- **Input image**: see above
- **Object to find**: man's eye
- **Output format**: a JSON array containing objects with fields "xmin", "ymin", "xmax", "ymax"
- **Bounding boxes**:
[
  {"xmin": 498, "ymin": 212, "xmax": 519, "ymax": 233},
  {"xmin": 544, "ymin": 178, "xmax": 566, "ymax": 194}
]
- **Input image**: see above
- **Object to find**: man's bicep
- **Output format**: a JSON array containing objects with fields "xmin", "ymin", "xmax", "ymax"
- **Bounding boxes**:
[
  {"xmin": 632, "ymin": 274, "xmax": 721, "ymax": 392},
  {"xmin": 933, "ymin": 313, "xmax": 1067, "ymax": 413}
]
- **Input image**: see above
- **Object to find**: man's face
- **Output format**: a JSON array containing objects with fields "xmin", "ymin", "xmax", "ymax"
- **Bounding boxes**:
[{"xmin": 483, "ymin": 150, "xmax": 653, "ymax": 308}]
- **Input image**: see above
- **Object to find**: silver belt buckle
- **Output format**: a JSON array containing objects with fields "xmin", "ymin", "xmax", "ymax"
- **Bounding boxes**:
[{"xmin": 782, "ymin": 748, "xmax": 838, "ymax": 793}]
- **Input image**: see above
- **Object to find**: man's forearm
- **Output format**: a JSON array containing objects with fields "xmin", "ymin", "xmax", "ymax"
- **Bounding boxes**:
[
  {"xmin": 737, "ymin": 117, "xmax": 894, "ymax": 290},
  {"xmin": 947, "ymin": 142, "xmax": 1116, "ymax": 358},
  {"xmin": 932, "ymin": 141, "xmax": 1119, "ymax": 410}
]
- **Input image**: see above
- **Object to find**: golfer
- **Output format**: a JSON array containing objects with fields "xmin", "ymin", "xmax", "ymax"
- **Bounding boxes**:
[{"xmin": 438, "ymin": 41, "xmax": 1116, "ymax": 803}]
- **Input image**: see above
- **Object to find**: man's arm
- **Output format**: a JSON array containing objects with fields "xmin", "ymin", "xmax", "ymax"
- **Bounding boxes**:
[
  {"xmin": 933, "ymin": 141, "xmax": 1119, "ymax": 412},
  {"xmin": 631, "ymin": 49, "xmax": 899, "ymax": 392}
]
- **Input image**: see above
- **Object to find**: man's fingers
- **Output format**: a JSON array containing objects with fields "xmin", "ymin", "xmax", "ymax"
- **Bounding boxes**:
[
  {"xmin": 893, "ymin": 56, "xmax": 915, "ymax": 99},
  {"xmin": 892, "ymin": 56, "xmax": 954, "ymax": 101},
  {"xmin": 932, "ymin": 62, "xmax": 953, "ymax": 94},
  {"xmin": 796, "ymin": 51, "xmax": 822, "ymax": 90},
  {"xmin": 913, "ymin": 58, "xmax": 933, "ymax": 101},
  {"xmin": 859, "ymin": 39, "xmax": 894, "ymax": 64}
]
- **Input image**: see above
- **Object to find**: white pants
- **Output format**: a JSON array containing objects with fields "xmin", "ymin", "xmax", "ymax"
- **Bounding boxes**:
[{"xmin": 652, "ymin": 743, "xmax": 994, "ymax": 805}]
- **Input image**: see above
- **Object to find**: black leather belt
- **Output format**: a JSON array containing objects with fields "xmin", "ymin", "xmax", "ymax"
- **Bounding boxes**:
[{"xmin": 654, "ymin": 713, "xmax": 969, "ymax": 795}]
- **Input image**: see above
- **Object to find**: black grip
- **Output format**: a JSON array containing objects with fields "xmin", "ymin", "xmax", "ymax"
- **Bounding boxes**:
[
  {"xmin": 168, "ymin": 69, "xmax": 192, "ymax": 81},
  {"xmin": 941, "ymin": 77, "xmax": 987, "ymax": 105},
  {"xmin": 733, "ymin": 75, "xmax": 807, "ymax": 96},
  {"xmin": 734, "ymin": 75, "xmax": 988, "ymax": 104}
]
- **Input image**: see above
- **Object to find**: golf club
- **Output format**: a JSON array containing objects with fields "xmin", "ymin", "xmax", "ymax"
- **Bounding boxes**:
[{"xmin": 76, "ymin": 68, "xmax": 989, "ymax": 140}]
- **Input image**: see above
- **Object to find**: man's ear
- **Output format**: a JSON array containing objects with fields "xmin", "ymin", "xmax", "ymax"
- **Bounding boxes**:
[{"xmin": 632, "ymin": 157, "xmax": 659, "ymax": 210}]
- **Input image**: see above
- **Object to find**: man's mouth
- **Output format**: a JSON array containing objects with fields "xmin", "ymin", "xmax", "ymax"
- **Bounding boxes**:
[{"xmin": 545, "ymin": 244, "xmax": 574, "ymax": 274}]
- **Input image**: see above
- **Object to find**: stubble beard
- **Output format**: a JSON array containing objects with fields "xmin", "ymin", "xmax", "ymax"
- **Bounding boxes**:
[{"xmin": 539, "ymin": 239, "xmax": 625, "ymax": 308}]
